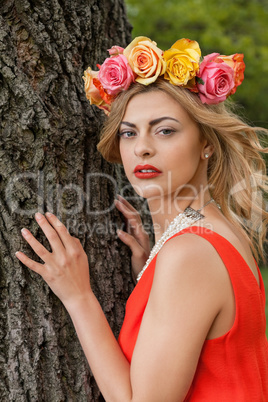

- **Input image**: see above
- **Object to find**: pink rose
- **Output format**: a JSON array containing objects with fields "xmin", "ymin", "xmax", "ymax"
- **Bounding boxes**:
[
  {"xmin": 219, "ymin": 53, "xmax": 245, "ymax": 95},
  {"xmin": 98, "ymin": 54, "xmax": 135, "ymax": 96},
  {"xmin": 108, "ymin": 46, "xmax": 124, "ymax": 56},
  {"xmin": 197, "ymin": 53, "xmax": 235, "ymax": 104}
]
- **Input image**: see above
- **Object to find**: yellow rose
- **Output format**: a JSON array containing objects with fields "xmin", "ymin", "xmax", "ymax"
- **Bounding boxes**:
[
  {"xmin": 163, "ymin": 38, "xmax": 201, "ymax": 87},
  {"xmin": 124, "ymin": 36, "xmax": 166, "ymax": 85}
]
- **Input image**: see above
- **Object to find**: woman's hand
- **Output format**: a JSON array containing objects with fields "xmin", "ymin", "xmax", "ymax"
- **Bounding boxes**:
[
  {"xmin": 15, "ymin": 212, "xmax": 91, "ymax": 307},
  {"xmin": 114, "ymin": 195, "xmax": 150, "ymax": 281}
]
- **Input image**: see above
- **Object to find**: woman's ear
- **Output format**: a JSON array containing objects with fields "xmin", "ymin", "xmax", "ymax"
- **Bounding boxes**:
[{"xmin": 201, "ymin": 143, "xmax": 214, "ymax": 160}]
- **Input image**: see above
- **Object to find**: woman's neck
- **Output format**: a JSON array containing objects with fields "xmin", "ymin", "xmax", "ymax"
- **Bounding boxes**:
[{"xmin": 148, "ymin": 189, "xmax": 212, "ymax": 242}]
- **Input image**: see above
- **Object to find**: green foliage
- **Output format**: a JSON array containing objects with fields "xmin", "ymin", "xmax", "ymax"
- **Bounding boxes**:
[
  {"xmin": 260, "ymin": 268, "xmax": 268, "ymax": 336},
  {"xmin": 125, "ymin": 0, "xmax": 268, "ymax": 132}
]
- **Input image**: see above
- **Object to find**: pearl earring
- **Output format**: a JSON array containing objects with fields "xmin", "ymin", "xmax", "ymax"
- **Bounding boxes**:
[{"xmin": 204, "ymin": 153, "xmax": 209, "ymax": 159}]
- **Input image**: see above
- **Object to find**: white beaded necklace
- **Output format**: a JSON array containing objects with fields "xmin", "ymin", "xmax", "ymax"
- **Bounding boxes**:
[{"xmin": 136, "ymin": 198, "xmax": 215, "ymax": 282}]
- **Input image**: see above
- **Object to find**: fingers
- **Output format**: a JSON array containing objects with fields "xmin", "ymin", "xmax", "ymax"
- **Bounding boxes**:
[
  {"xmin": 20, "ymin": 228, "xmax": 51, "ymax": 262},
  {"xmin": 116, "ymin": 194, "xmax": 140, "ymax": 213},
  {"xmin": 35, "ymin": 212, "xmax": 66, "ymax": 252},
  {"xmin": 117, "ymin": 229, "xmax": 148, "ymax": 279},
  {"xmin": 114, "ymin": 197, "xmax": 141, "ymax": 231},
  {"xmin": 117, "ymin": 229, "xmax": 145, "ymax": 259},
  {"xmin": 18, "ymin": 213, "xmax": 75, "ymax": 266},
  {"xmin": 15, "ymin": 250, "xmax": 44, "ymax": 275},
  {"xmin": 115, "ymin": 195, "xmax": 141, "ymax": 222},
  {"xmin": 44, "ymin": 212, "xmax": 71, "ymax": 247},
  {"xmin": 115, "ymin": 196, "xmax": 150, "ymax": 253}
]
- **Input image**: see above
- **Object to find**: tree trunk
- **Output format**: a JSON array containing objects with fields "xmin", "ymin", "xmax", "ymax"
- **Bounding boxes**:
[{"xmin": 0, "ymin": 0, "xmax": 135, "ymax": 400}]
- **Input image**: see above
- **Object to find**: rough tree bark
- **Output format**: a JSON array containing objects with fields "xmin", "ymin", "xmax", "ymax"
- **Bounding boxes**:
[{"xmin": 0, "ymin": 0, "xmax": 137, "ymax": 400}]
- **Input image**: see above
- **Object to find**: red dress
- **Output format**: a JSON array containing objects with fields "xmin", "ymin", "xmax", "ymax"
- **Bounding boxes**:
[{"xmin": 118, "ymin": 227, "xmax": 268, "ymax": 401}]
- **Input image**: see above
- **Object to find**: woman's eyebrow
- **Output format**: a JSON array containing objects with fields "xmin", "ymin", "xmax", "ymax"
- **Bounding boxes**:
[
  {"xmin": 120, "ymin": 121, "xmax": 136, "ymax": 128},
  {"xmin": 120, "ymin": 117, "xmax": 180, "ymax": 128},
  {"xmin": 149, "ymin": 117, "xmax": 181, "ymax": 126}
]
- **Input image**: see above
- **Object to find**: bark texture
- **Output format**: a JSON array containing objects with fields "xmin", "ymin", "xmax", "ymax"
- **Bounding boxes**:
[{"xmin": 0, "ymin": 0, "xmax": 138, "ymax": 400}]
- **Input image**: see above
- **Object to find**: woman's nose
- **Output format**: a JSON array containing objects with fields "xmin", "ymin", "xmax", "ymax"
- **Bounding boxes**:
[{"xmin": 134, "ymin": 135, "xmax": 155, "ymax": 158}]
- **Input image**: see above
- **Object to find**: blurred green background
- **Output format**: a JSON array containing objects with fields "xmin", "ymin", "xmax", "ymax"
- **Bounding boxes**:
[
  {"xmin": 124, "ymin": 0, "xmax": 268, "ymax": 332},
  {"xmin": 125, "ymin": 0, "xmax": 268, "ymax": 131}
]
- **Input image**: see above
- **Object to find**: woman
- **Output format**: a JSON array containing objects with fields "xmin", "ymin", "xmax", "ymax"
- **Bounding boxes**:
[{"xmin": 16, "ymin": 37, "xmax": 268, "ymax": 401}]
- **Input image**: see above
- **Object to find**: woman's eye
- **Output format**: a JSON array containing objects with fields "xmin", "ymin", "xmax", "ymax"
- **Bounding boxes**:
[
  {"xmin": 118, "ymin": 131, "xmax": 136, "ymax": 138},
  {"xmin": 159, "ymin": 128, "xmax": 175, "ymax": 136}
]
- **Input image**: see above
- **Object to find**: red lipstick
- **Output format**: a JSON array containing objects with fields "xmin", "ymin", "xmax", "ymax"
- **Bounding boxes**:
[{"xmin": 134, "ymin": 164, "xmax": 162, "ymax": 179}]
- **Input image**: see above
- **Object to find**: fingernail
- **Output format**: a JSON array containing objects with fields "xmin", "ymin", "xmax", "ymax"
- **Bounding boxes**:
[
  {"xmin": 117, "ymin": 229, "xmax": 124, "ymax": 236},
  {"xmin": 45, "ymin": 212, "xmax": 53, "ymax": 217},
  {"xmin": 35, "ymin": 212, "xmax": 43, "ymax": 221},
  {"xmin": 21, "ymin": 228, "xmax": 29, "ymax": 237}
]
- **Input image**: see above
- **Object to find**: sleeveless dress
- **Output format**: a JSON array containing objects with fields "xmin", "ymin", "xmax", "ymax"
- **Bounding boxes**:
[{"xmin": 118, "ymin": 227, "xmax": 268, "ymax": 401}]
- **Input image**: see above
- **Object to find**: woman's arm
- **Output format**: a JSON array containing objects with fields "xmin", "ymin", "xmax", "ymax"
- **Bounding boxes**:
[
  {"xmin": 16, "ymin": 213, "xmax": 226, "ymax": 402},
  {"xmin": 129, "ymin": 233, "xmax": 228, "ymax": 401},
  {"xmin": 16, "ymin": 212, "xmax": 133, "ymax": 401}
]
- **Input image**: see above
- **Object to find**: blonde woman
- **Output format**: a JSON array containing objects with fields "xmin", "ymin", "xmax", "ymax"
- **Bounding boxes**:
[{"xmin": 16, "ymin": 37, "xmax": 268, "ymax": 401}]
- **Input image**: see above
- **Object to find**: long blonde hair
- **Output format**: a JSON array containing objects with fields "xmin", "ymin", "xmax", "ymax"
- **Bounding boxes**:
[{"xmin": 97, "ymin": 79, "xmax": 268, "ymax": 261}]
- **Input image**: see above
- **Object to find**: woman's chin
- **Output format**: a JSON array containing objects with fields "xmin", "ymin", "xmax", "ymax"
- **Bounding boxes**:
[{"xmin": 131, "ymin": 184, "xmax": 165, "ymax": 200}]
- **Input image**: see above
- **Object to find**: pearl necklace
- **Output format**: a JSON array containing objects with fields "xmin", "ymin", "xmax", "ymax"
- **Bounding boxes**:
[{"xmin": 136, "ymin": 199, "xmax": 215, "ymax": 282}]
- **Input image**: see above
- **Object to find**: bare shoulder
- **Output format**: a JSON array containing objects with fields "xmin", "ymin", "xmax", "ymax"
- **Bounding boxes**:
[
  {"xmin": 149, "ymin": 231, "xmax": 235, "ymax": 321},
  {"xmin": 155, "ymin": 231, "xmax": 227, "ymax": 283}
]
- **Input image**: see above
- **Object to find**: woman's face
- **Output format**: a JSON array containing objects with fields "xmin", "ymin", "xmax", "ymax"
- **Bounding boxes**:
[{"xmin": 119, "ymin": 90, "xmax": 209, "ymax": 204}]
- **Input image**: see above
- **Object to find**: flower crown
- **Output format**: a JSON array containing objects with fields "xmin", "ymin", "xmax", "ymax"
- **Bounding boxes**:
[{"xmin": 83, "ymin": 36, "xmax": 245, "ymax": 115}]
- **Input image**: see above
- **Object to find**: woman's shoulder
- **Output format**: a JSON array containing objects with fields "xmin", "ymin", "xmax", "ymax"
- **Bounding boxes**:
[
  {"xmin": 154, "ymin": 220, "xmax": 259, "ymax": 289},
  {"xmin": 147, "ymin": 228, "xmax": 233, "ymax": 343},
  {"xmin": 154, "ymin": 227, "xmax": 229, "ymax": 290},
  {"xmin": 157, "ymin": 225, "xmax": 223, "ymax": 267}
]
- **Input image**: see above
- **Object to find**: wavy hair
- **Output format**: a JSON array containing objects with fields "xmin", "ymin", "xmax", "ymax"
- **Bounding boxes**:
[{"xmin": 97, "ymin": 79, "xmax": 268, "ymax": 261}]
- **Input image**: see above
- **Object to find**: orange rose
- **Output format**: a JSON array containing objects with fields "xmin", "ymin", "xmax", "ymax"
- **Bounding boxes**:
[
  {"xmin": 219, "ymin": 54, "xmax": 245, "ymax": 94},
  {"xmin": 83, "ymin": 67, "xmax": 111, "ymax": 114},
  {"xmin": 163, "ymin": 38, "xmax": 201, "ymax": 87},
  {"xmin": 83, "ymin": 67, "xmax": 103, "ymax": 104},
  {"xmin": 124, "ymin": 36, "xmax": 166, "ymax": 85}
]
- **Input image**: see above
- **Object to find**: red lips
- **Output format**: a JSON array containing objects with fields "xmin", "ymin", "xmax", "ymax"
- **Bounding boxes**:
[{"xmin": 134, "ymin": 164, "xmax": 162, "ymax": 179}]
